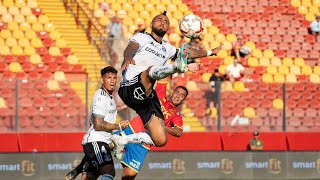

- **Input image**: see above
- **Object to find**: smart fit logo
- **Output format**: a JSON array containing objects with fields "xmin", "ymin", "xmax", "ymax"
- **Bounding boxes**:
[
  {"xmin": 220, "ymin": 158, "xmax": 233, "ymax": 174},
  {"xmin": 269, "ymin": 158, "xmax": 281, "ymax": 174}
]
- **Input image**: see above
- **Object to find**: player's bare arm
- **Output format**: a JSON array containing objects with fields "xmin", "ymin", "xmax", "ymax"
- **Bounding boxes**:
[
  {"xmin": 121, "ymin": 41, "xmax": 139, "ymax": 70},
  {"xmin": 188, "ymin": 43, "xmax": 223, "ymax": 59},
  {"xmin": 93, "ymin": 114, "xmax": 129, "ymax": 131},
  {"xmin": 166, "ymin": 126, "xmax": 183, "ymax": 137}
]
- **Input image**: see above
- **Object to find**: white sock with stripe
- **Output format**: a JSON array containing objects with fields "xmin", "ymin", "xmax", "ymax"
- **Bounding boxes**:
[{"xmin": 148, "ymin": 64, "xmax": 176, "ymax": 80}]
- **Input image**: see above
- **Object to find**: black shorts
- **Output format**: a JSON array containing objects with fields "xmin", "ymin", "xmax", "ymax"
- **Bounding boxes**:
[
  {"xmin": 82, "ymin": 141, "xmax": 114, "ymax": 176},
  {"xmin": 119, "ymin": 75, "xmax": 164, "ymax": 126}
]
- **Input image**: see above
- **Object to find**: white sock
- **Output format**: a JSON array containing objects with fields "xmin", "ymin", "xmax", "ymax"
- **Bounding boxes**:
[
  {"xmin": 125, "ymin": 132, "xmax": 155, "ymax": 146},
  {"xmin": 149, "ymin": 64, "xmax": 176, "ymax": 80},
  {"xmin": 101, "ymin": 174, "xmax": 113, "ymax": 180}
]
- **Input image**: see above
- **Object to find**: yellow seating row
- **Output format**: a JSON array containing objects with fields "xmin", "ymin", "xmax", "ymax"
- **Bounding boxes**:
[
  {"xmin": 1, "ymin": 0, "xmax": 38, "ymax": 9},
  {"xmin": 262, "ymin": 73, "xmax": 320, "ymax": 83}
]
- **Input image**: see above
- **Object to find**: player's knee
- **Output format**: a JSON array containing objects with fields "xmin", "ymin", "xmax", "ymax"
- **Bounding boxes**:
[
  {"xmin": 153, "ymin": 135, "xmax": 167, "ymax": 147},
  {"xmin": 122, "ymin": 170, "xmax": 137, "ymax": 180}
]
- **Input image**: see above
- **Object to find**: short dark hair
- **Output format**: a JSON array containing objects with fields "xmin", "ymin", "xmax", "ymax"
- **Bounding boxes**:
[
  {"xmin": 162, "ymin": 11, "xmax": 167, "ymax": 16},
  {"xmin": 175, "ymin": 86, "xmax": 188, "ymax": 97},
  {"xmin": 101, "ymin": 66, "xmax": 117, "ymax": 77}
]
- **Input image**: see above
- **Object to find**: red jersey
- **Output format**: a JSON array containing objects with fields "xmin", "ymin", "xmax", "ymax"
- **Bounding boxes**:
[{"xmin": 129, "ymin": 81, "xmax": 183, "ymax": 133}]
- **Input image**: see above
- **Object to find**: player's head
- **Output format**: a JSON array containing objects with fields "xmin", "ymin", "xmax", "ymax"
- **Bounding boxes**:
[
  {"xmin": 100, "ymin": 66, "xmax": 118, "ymax": 93},
  {"xmin": 170, "ymin": 86, "xmax": 188, "ymax": 107},
  {"xmin": 253, "ymin": 131, "xmax": 259, "ymax": 139},
  {"xmin": 151, "ymin": 11, "xmax": 170, "ymax": 37}
]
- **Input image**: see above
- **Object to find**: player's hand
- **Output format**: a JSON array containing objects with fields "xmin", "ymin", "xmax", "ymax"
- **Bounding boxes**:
[
  {"xmin": 187, "ymin": 62, "xmax": 202, "ymax": 73},
  {"xmin": 121, "ymin": 58, "xmax": 136, "ymax": 70},
  {"xmin": 119, "ymin": 120, "xmax": 130, "ymax": 130},
  {"xmin": 211, "ymin": 43, "xmax": 224, "ymax": 55}
]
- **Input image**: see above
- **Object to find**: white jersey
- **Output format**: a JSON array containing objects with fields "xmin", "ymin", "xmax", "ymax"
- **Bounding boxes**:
[
  {"xmin": 123, "ymin": 33, "xmax": 177, "ymax": 80},
  {"xmin": 82, "ymin": 88, "xmax": 117, "ymax": 145}
]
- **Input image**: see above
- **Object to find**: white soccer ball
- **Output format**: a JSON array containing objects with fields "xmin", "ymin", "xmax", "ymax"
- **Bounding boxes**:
[{"xmin": 179, "ymin": 14, "xmax": 204, "ymax": 38}]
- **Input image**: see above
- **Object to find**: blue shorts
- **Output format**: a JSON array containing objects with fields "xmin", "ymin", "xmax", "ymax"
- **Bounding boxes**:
[{"xmin": 113, "ymin": 126, "xmax": 149, "ymax": 173}]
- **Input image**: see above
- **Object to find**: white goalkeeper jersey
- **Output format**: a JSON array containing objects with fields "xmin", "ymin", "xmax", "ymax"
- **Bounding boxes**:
[
  {"xmin": 122, "ymin": 32, "xmax": 177, "ymax": 81},
  {"xmin": 82, "ymin": 88, "xmax": 117, "ymax": 145}
]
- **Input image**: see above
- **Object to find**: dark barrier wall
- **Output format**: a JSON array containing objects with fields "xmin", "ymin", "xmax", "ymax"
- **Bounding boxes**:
[{"xmin": 0, "ymin": 152, "xmax": 320, "ymax": 180}]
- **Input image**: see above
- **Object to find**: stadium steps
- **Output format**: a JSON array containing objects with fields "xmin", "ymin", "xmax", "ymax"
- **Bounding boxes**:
[{"xmin": 37, "ymin": 0, "xmax": 105, "ymax": 82}]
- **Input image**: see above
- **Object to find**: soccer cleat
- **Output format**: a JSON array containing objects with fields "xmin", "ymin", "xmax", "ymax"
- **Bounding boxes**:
[
  {"xmin": 64, "ymin": 169, "xmax": 79, "ymax": 180},
  {"xmin": 174, "ymin": 42, "xmax": 190, "ymax": 73},
  {"xmin": 111, "ymin": 134, "xmax": 128, "ymax": 160}
]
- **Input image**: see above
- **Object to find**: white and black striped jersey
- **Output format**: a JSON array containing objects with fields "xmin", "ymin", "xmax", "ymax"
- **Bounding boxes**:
[
  {"xmin": 123, "ymin": 32, "xmax": 177, "ymax": 81},
  {"xmin": 82, "ymin": 88, "xmax": 116, "ymax": 145}
]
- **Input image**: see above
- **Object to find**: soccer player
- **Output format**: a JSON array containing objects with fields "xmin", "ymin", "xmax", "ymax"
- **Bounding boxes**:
[
  {"xmin": 77, "ymin": 66, "xmax": 130, "ymax": 180},
  {"xmin": 114, "ymin": 11, "xmax": 223, "ymax": 151}
]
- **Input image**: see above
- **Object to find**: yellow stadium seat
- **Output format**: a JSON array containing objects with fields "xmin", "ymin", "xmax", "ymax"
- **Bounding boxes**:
[
  {"xmin": 251, "ymin": 49, "xmax": 263, "ymax": 58},
  {"xmin": 20, "ymin": 22, "xmax": 31, "ymax": 32},
  {"xmin": 314, "ymin": 66, "xmax": 320, "ymax": 75},
  {"xmin": 32, "ymin": 22, "xmax": 44, "ymax": 32},
  {"xmin": 203, "ymin": 34, "xmax": 214, "ymax": 42},
  {"xmin": 0, "ymin": 6, "xmax": 8, "ymax": 15},
  {"xmin": 168, "ymin": 33, "xmax": 180, "ymax": 43},
  {"xmin": 117, "ymin": 10, "xmax": 127, "ymax": 19},
  {"xmin": 139, "ymin": 10, "xmax": 150, "ymax": 19},
  {"xmin": 186, "ymin": 81, "xmax": 199, "ymax": 91},
  {"xmin": 67, "ymin": 55, "xmax": 78, "ymax": 64},
  {"xmin": 15, "ymin": 0, "xmax": 26, "ymax": 8},
  {"xmin": 7, "ymin": 21, "xmax": 19, "ymax": 31},
  {"xmin": 94, "ymin": 8, "xmax": 104, "ymax": 18},
  {"xmin": 0, "ymin": 45, "xmax": 10, "ymax": 55},
  {"xmin": 99, "ymin": 16, "xmax": 108, "ymax": 26},
  {"xmin": 134, "ymin": 18, "xmax": 145, "ymax": 26},
  {"xmin": 30, "ymin": 54, "xmax": 42, "ymax": 64},
  {"xmin": 244, "ymin": 41, "xmax": 256, "ymax": 50},
  {"xmin": 0, "ymin": 97, "xmax": 7, "ymax": 108},
  {"xmin": 271, "ymin": 57, "xmax": 282, "ymax": 66},
  {"xmin": 173, "ymin": 11, "xmax": 184, "ymax": 20},
  {"xmin": 243, "ymin": 107, "xmax": 256, "ymax": 118},
  {"xmin": 27, "ymin": 0, "xmax": 38, "ymax": 8},
  {"xmin": 0, "ymin": 38, "xmax": 4, "ymax": 46},
  {"xmin": 282, "ymin": 57, "xmax": 293, "ymax": 66},
  {"xmin": 266, "ymin": 65, "xmax": 278, "ymax": 75},
  {"xmin": 202, "ymin": 72, "xmax": 212, "ymax": 83},
  {"xmin": 224, "ymin": 56, "xmax": 234, "ymax": 66},
  {"xmin": 47, "ymin": 80, "xmax": 60, "ymax": 90},
  {"xmin": 234, "ymin": 81, "xmax": 245, "ymax": 92},
  {"xmin": 298, "ymin": 6, "xmax": 308, "ymax": 14},
  {"xmin": 293, "ymin": 57, "xmax": 305, "ymax": 67},
  {"xmin": 2, "ymin": 13, "xmax": 13, "ymax": 23},
  {"xmin": 161, "ymin": 0, "xmax": 171, "ymax": 5},
  {"xmin": 14, "ymin": 14, "xmax": 25, "ymax": 23},
  {"xmin": 217, "ymin": 49, "xmax": 228, "ymax": 58},
  {"xmin": 50, "ymin": 30, "xmax": 61, "ymax": 40},
  {"xmin": 286, "ymin": 73, "xmax": 297, "ymax": 83},
  {"xmin": 24, "ymin": 46, "xmax": 36, "ymax": 55},
  {"xmin": 226, "ymin": 34, "xmax": 237, "ymax": 42},
  {"xmin": 156, "ymin": 4, "xmax": 166, "ymax": 13},
  {"xmin": 309, "ymin": 6, "xmax": 319, "ymax": 14},
  {"xmin": 263, "ymin": 49, "xmax": 274, "ymax": 59},
  {"xmin": 150, "ymin": 0, "xmax": 160, "ymax": 5},
  {"xmin": 262, "ymin": 73, "xmax": 273, "ymax": 83},
  {"xmin": 274, "ymin": 73, "xmax": 285, "ymax": 83},
  {"xmin": 25, "ymin": 29, "xmax": 36, "ymax": 40},
  {"xmin": 48, "ymin": 46, "xmax": 61, "ymax": 56},
  {"xmin": 128, "ymin": 11, "xmax": 139, "ymax": 19},
  {"xmin": 290, "ymin": 65, "xmax": 301, "ymax": 75},
  {"xmin": 203, "ymin": 18, "xmax": 212, "ymax": 27},
  {"xmin": 21, "ymin": 7, "xmax": 32, "ymax": 16},
  {"xmin": 302, "ymin": 0, "xmax": 312, "ymax": 6},
  {"xmin": 222, "ymin": 81, "xmax": 233, "ymax": 91},
  {"xmin": 247, "ymin": 57, "xmax": 259, "ymax": 67},
  {"xmin": 310, "ymin": 74, "xmax": 320, "ymax": 83},
  {"xmin": 273, "ymin": 98, "xmax": 283, "ymax": 110},
  {"xmin": 3, "ymin": 0, "xmax": 14, "ymax": 7},
  {"xmin": 167, "ymin": 4, "xmax": 177, "ymax": 12},
  {"xmin": 0, "ymin": 29, "xmax": 11, "ymax": 39},
  {"xmin": 18, "ymin": 38, "xmax": 30, "ymax": 47},
  {"xmin": 30, "ymin": 37, "xmax": 43, "ymax": 48},
  {"xmin": 291, "ymin": 0, "xmax": 300, "ymax": 6},
  {"xmin": 259, "ymin": 57, "xmax": 270, "ymax": 66},
  {"xmin": 134, "ymin": 3, "xmax": 144, "ymax": 12},
  {"xmin": 5, "ymin": 37, "xmax": 17, "ymax": 47},
  {"xmin": 208, "ymin": 26, "xmax": 220, "ymax": 35},
  {"xmin": 9, "ymin": 62, "xmax": 23, "ymax": 72},
  {"xmin": 301, "ymin": 65, "xmax": 313, "ymax": 75},
  {"xmin": 8, "ymin": 6, "xmax": 19, "ymax": 16},
  {"xmin": 218, "ymin": 64, "xmax": 227, "ymax": 74},
  {"xmin": 305, "ymin": 13, "xmax": 315, "ymax": 21},
  {"xmin": 54, "ymin": 71, "xmax": 66, "ymax": 81},
  {"xmin": 122, "ymin": 3, "xmax": 133, "ymax": 11},
  {"xmin": 222, "ymin": 41, "xmax": 232, "ymax": 51},
  {"xmin": 215, "ymin": 33, "xmax": 226, "ymax": 43},
  {"xmin": 38, "ymin": 15, "xmax": 50, "ymax": 24},
  {"xmin": 55, "ymin": 38, "xmax": 67, "ymax": 48},
  {"xmin": 26, "ymin": 14, "xmax": 37, "ymax": 24},
  {"xmin": 44, "ymin": 23, "xmax": 55, "ymax": 32},
  {"xmin": 12, "ymin": 45, "xmax": 23, "ymax": 55},
  {"xmin": 278, "ymin": 65, "xmax": 289, "ymax": 75}
]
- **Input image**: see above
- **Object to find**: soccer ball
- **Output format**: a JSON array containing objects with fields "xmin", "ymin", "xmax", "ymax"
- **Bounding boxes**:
[{"xmin": 179, "ymin": 14, "xmax": 204, "ymax": 38}]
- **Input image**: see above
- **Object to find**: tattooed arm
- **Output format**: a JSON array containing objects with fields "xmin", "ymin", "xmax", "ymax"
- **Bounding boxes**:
[
  {"xmin": 93, "ymin": 114, "xmax": 129, "ymax": 132},
  {"xmin": 121, "ymin": 41, "xmax": 140, "ymax": 70},
  {"xmin": 188, "ymin": 44, "xmax": 223, "ymax": 59}
]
